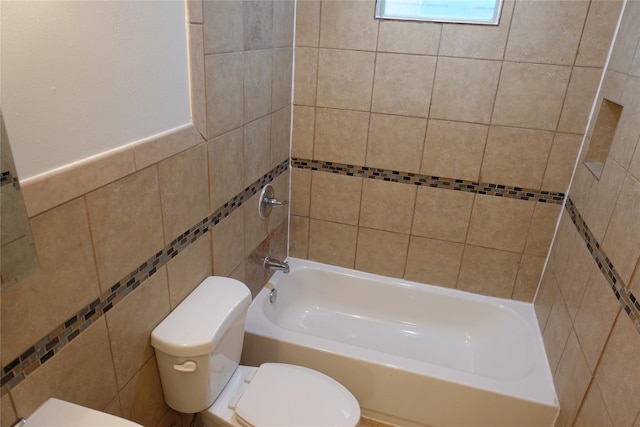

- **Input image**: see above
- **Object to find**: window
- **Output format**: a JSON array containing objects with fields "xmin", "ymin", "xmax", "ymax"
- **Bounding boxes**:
[{"xmin": 375, "ymin": 0, "xmax": 503, "ymax": 25}]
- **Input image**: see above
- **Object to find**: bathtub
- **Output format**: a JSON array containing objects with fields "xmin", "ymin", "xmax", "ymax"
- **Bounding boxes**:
[{"xmin": 242, "ymin": 258, "xmax": 558, "ymax": 427}]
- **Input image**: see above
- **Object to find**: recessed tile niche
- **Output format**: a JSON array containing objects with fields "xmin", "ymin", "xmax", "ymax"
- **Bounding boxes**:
[{"xmin": 583, "ymin": 98, "xmax": 623, "ymax": 179}]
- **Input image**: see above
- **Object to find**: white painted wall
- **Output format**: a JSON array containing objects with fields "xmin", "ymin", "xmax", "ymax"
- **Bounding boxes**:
[{"xmin": 1, "ymin": 0, "xmax": 190, "ymax": 180}]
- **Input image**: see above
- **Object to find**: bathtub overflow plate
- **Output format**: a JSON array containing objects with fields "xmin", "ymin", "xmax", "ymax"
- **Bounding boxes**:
[{"xmin": 269, "ymin": 288, "xmax": 277, "ymax": 303}]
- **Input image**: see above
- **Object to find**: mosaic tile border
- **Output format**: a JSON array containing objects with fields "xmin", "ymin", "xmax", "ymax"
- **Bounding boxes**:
[
  {"xmin": 565, "ymin": 197, "xmax": 640, "ymax": 334},
  {"xmin": 291, "ymin": 158, "xmax": 565, "ymax": 205},
  {"xmin": 0, "ymin": 170, "xmax": 19, "ymax": 188},
  {"xmin": 0, "ymin": 159, "xmax": 290, "ymax": 396}
]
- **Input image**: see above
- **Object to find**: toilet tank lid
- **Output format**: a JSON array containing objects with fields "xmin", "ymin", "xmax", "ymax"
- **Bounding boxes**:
[{"xmin": 151, "ymin": 277, "xmax": 251, "ymax": 357}]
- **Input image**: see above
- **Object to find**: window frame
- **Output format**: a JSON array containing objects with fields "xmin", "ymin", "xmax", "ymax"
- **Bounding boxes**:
[{"xmin": 375, "ymin": 0, "xmax": 504, "ymax": 26}]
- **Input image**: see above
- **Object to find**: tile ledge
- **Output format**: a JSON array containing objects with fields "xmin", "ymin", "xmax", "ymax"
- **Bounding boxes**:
[{"xmin": 21, "ymin": 123, "xmax": 203, "ymax": 217}]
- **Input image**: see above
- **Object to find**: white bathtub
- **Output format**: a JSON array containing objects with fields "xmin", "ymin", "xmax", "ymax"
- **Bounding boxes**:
[{"xmin": 242, "ymin": 258, "xmax": 558, "ymax": 427}]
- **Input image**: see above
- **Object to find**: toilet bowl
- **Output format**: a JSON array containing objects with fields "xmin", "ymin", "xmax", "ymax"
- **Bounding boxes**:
[{"xmin": 151, "ymin": 277, "xmax": 360, "ymax": 427}]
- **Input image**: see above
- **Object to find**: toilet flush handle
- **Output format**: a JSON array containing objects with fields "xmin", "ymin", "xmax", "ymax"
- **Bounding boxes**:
[{"xmin": 173, "ymin": 361, "xmax": 197, "ymax": 372}]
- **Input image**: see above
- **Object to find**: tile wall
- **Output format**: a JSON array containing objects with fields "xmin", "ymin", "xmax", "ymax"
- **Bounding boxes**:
[
  {"xmin": 290, "ymin": 0, "xmax": 621, "ymax": 302},
  {"xmin": 0, "ymin": 1, "xmax": 293, "ymax": 426},
  {"xmin": 534, "ymin": 1, "xmax": 640, "ymax": 425}
]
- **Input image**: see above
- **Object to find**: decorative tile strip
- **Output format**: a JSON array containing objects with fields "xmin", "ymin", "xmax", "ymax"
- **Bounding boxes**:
[
  {"xmin": 0, "ymin": 170, "xmax": 20, "ymax": 188},
  {"xmin": 0, "ymin": 159, "xmax": 290, "ymax": 395},
  {"xmin": 565, "ymin": 197, "xmax": 640, "ymax": 335},
  {"xmin": 291, "ymin": 158, "xmax": 565, "ymax": 204}
]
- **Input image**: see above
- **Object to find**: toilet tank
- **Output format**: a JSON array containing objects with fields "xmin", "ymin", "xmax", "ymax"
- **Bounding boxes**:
[{"xmin": 151, "ymin": 277, "xmax": 252, "ymax": 413}]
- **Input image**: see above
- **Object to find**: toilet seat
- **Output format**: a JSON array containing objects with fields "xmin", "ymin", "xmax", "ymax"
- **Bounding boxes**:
[{"xmin": 232, "ymin": 363, "xmax": 360, "ymax": 427}]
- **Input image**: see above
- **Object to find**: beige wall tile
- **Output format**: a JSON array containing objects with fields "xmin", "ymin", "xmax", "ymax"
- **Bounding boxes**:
[
  {"xmin": 438, "ymin": 0, "xmax": 514, "ymax": 60},
  {"xmin": 296, "ymin": 0, "xmax": 320, "ymax": 47},
  {"xmin": 492, "ymin": 62, "xmax": 571, "ymax": 131},
  {"xmin": 411, "ymin": 186, "xmax": 474, "ymax": 243},
  {"xmin": 534, "ymin": 268, "xmax": 560, "ymax": 332},
  {"xmin": 558, "ymin": 67, "xmax": 603, "ymax": 134},
  {"xmin": 505, "ymin": 0, "xmax": 589, "ymax": 65},
  {"xmin": 205, "ymin": 53, "xmax": 244, "ymax": 137},
  {"xmin": 186, "ymin": 0, "xmax": 203, "ymax": 24},
  {"xmin": 212, "ymin": 208, "xmax": 245, "ymax": 277},
  {"xmin": 1, "ymin": 396, "xmax": 16, "ymax": 427},
  {"xmin": 244, "ymin": 50, "xmax": 272, "ymax": 123},
  {"xmin": 291, "ymin": 167, "xmax": 312, "ymax": 217},
  {"xmin": 272, "ymin": 48, "xmax": 293, "ymax": 111},
  {"xmin": 421, "ymin": 120, "xmax": 488, "ymax": 182},
  {"xmin": 309, "ymin": 171, "xmax": 362, "ymax": 225},
  {"xmin": 292, "ymin": 106, "xmax": 315, "ymax": 159},
  {"xmin": 244, "ymin": 236, "xmax": 271, "ymax": 298},
  {"xmin": 513, "ymin": 254, "xmax": 545, "ymax": 302},
  {"xmin": 21, "ymin": 145, "xmax": 136, "ymax": 218},
  {"xmin": 133, "ymin": 125, "xmax": 205, "ymax": 172},
  {"xmin": 244, "ymin": 0, "xmax": 273, "ymax": 50},
  {"xmin": 366, "ymin": 114, "xmax": 427, "ymax": 173},
  {"xmin": 575, "ymin": 0, "xmax": 623, "ymax": 67},
  {"xmin": 316, "ymin": 49, "xmax": 375, "ymax": 111},
  {"xmin": 609, "ymin": 77, "xmax": 640, "ymax": 169},
  {"xmin": 119, "ymin": 356, "xmax": 168, "ymax": 427},
  {"xmin": 203, "ymin": 1, "xmax": 243, "ymax": 54},
  {"xmin": 293, "ymin": 47, "xmax": 318, "ymax": 106},
  {"xmin": 271, "ymin": 106, "xmax": 291, "ymax": 169},
  {"xmin": 582, "ymin": 158, "xmax": 626, "ymax": 241},
  {"xmin": 359, "ymin": 179, "xmax": 416, "ymax": 234},
  {"xmin": 630, "ymin": 135, "xmax": 640, "ymax": 182},
  {"xmin": 269, "ymin": 172, "xmax": 290, "ymax": 231},
  {"xmin": 524, "ymin": 202, "xmax": 561, "ymax": 257},
  {"xmin": 244, "ymin": 116, "xmax": 272, "ymax": 187},
  {"xmin": 378, "ymin": 20, "xmax": 440, "ymax": 55},
  {"xmin": 574, "ymin": 269, "xmax": 621, "ymax": 372},
  {"xmin": 554, "ymin": 331, "xmax": 593, "ymax": 427},
  {"xmin": 595, "ymin": 315, "xmax": 640, "ymax": 427},
  {"xmin": 243, "ymin": 192, "xmax": 269, "ymax": 257},
  {"xmin": 542, "ymin": 133, "xmax": 583, "ymax": 193},
  {"xmin": 314, "ymin": 108, "xmax": 369, "ymax": 165},
  {"xmin": 355, "ymin": 228, "xmax": 409, "ymax": 278},
  {"xmin": 1, "ymin": 198, "xmax": 101, "ymax": 362},
  {"xmin": 209, "ymin": 128, "xmax": 244, "ymax": 211},
  {"xmin": 569, "ymin": 163, "xmax": 595, "ymax": 214},
  {"xmin": 371, "ymin": 53, "xmax": 436, "ymax": 118},
  {"xmin": 319, "ymin": 0, "xmax": 378, "ymax": 51},
  {"xmin": 273, "ymin": 1, "xmax": 294, "ymax": 48},
  {"xmin": 599, "ymin": 69, "xmax": 627, "ymax": 105},
  {"xmin": 547, "ymin": 212, "xmax": 579, "ymax": 280},
  {"xmin": 481, "ymin": 126, "xmax": 554, "ymax": 190},
  {"xmin": 404, "ymin": 236, "xmax": 463, "ymax": 288},
  {"xmin": 308, "ymin": 219, "xmax": 358, "ymax": 268},
  {"xmin": 557, "ymin": 237, "xmax": 594, "ymax": 321},
  {"xmin": 573, "ymin": 382, "xmax": 614, "ymax": 427},
  {"xmin": 11, "ymin": 319, "xmax": 118, "ymax": 417},
  {"xmin": 456, "ymin": 245, "xmax": 520, "ymax": 298},
  {"xmin": 290, "ymin": 215, "xmax": 310, "ymax": 259},
  {"xmin": 602, "ymin": 175, "xmax": 640, "ymax": 284},
  {"xmin": 430, "ymin": 57, "xmax": 501, "ymax": 124},
  {"xmin": 542, "ymin": 292, "xmax": 572, "ymax": 374},
  {"xmin": 158, "ymin": 144, "xmax": 209, "ymax": 244},
  {"xmin": 86, "ymin": 167, "xmax": 164, "ymax": 292},
  {"xmin": 607, "ymin": 0, "xmax": 640, "ymax": 74},
  {"xmin": 166, "ymin": 236, "xmax": 212, "ymax": 309},
  {"xmin": 188, "ymin": 25, "xmax": 207, "ymax": 139},
  {"xmin": 105, "ymin": 267, "xmax": 170, "ymax": 389},
  {"xmin": 466, "ymin": 194, "xmax": 535, "ymax": 253}
]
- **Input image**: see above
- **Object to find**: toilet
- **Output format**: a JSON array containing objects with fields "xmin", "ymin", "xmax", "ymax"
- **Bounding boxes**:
[{"xmin": 151, "ymin": 277, "xmax": 360, "ymax": 427}]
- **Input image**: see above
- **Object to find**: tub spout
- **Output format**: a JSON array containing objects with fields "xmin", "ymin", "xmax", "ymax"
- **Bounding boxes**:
[{"xmin": 263, "ymin": 257, "xmax": 289, "ymax": 273}]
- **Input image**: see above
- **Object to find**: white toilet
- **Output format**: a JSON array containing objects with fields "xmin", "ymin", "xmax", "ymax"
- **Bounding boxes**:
[{"xmin": 151, "ymin": 277, "xmax": 361, "ymax": 427}]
